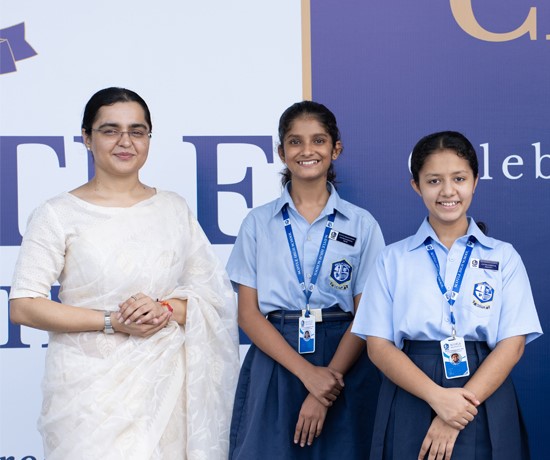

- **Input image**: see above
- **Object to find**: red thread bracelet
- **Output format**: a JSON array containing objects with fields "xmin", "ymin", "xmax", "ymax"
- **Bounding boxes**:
[{"xmin": 159, "ymin": 300, "xmax": 174, "ymax": 313}]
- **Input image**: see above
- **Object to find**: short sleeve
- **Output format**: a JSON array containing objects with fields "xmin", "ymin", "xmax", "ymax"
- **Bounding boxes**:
[
  {"xmin": 496, "ymin": 247, "xmax": 542, "ymax": 345},
  {"xmin": 10, "ymin": 202, "xmax": 66, "ymax": 299},
  {"xmin": 353, "ymin": 219, "xmax": 385, "ymax": 298},
  {"xmin": 225, "ymin": 214, "xmax": 258, "ymax": 292},
  {"xmin": 352, "ymin": 250, "xmax": 395, "ymax": 342}
]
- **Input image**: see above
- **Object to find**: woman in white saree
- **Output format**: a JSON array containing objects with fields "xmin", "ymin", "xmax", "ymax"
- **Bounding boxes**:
[{"xmin": 9, "ymin": 87, "xmax": 240, "ymax": 460}]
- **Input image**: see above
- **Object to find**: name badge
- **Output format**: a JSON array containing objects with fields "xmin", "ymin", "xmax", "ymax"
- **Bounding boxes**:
[
  {"xmin": 471, "ymin": 259, "xmax": 499, "ymax": 271},
  {"xmin": 298, "ymin": 313, "xmax": 316, "ymax": 354},
  {"xmin": 329, "ymin": 230, "xmax": 357, "ymax": 247},
  {"xmin": 440, "ymin": 336, "xmax": 470, "ymax": 379}
]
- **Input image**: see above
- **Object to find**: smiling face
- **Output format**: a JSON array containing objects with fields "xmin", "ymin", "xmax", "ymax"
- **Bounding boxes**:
[
  {"xmin": 82, "ymin": 101, "xmax": 151, "ymax": 179},
  {"xmin": 278, "ymin": 116, "xmax": 342, "ymax": 185},
  {"xmin": 411, "ymin": 149, "xmax": 479, "ymax": 235}
]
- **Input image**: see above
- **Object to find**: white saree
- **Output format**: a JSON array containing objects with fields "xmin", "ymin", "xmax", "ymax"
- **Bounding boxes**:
[{"xmin": 10, "ymin": 191, "xmax": 240, "ymax": 460}]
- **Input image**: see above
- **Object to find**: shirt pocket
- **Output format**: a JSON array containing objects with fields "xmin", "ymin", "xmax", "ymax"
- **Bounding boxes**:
[
  {"xmin": 323, "ymin": 246, "xmax": 359, "ymax": 291},
  {"xmin": 459, "ymin": 270, "xmax": 501, "ymax": 319}
]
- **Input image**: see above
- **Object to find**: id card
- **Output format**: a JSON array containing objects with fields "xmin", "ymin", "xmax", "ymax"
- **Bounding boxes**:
[
  {"xmin": 440, "ymin": 336, "xmax": 470, "ymax": 379},
  {"xmin": 298, "ymin": 313, "xmax": 315, "ymax": 354}
]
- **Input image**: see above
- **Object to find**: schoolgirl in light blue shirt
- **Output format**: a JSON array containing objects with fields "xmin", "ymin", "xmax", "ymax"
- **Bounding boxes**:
[
  {"xmin": 226, "ymin": 101, "xmax": 384, "ymax": 460},
  {"xmin": 353, "ymin": 216, "xmax": 541, "ymax": 350},
  {"xmin": 352, "ymin": 131, "xmax": 542, "ymax": 460},
  {"xmin": 229, "ymin": 182, "xmax": 383, "ymax": 316}
]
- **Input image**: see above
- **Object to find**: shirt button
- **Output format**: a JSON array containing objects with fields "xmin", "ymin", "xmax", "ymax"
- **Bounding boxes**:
[
  {"xmin": 307, "ymin": 235, "xmax": 312, "ymax": 241},
  {"xmin": 307, "ymin": 273, "xmax": 312, "ymax": 279},
  {"xmin": 445, "ymin": 317, "xmax": 450, "ymax": 323}
]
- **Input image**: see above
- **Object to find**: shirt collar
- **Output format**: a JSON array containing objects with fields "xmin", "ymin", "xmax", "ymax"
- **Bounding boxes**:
[
  {"xmin": 408, "ymin": 217, "xmax": 495, "ymax": 251},
  {"xmin": 273, "ymin": 183, "xmax": 292, "ymax": 215},
  {"xmin": 273, "ymin": 182, "xmax": 349, "ymax": 219}
]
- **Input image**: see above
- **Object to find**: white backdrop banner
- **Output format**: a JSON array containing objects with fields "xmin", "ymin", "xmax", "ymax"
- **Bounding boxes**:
[{"xmin": 0, "ymin": 1, "xmax": 302, "ymax": 457}]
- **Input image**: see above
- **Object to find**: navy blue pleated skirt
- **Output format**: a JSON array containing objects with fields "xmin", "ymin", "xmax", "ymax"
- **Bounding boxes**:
[
  {"xmin": 370, "ymin": 340, "xmax": 530, "ymax": 460},
  {"xmin": 229, "ymin": 306, "xmax": 381, "ymax": 460}
]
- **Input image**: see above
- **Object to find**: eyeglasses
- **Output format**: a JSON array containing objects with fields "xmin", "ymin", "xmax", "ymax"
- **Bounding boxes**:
[{"xmin": 91, "ymin": 128, "xmax": 152, "ymax": 140}]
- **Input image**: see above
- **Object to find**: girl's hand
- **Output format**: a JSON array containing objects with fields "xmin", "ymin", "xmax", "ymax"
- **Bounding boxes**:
[
  {"xmin": 428, "ymin": 387, "xmax": 479, "ymax": 429},
  {"xmin": 294, "ymin": 393, "xmax": 328, "ymax": 447},
  {"xmin": 300, "ymin": 366, "xmax": 344, "ymax": 407},
  {"xmin": 117, "ymin": 293, "xmax": 170, "ymax": 326},
  {"xmin": 418, "ymin": 415, "xmax": 459, "ymax": 460}
]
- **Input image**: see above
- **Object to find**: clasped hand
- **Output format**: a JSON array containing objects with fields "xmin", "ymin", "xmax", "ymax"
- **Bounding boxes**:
[
  {"xmin": 115, "ymin": 293, "xmax": 171, "ymax": 337},
  {"xmin": 301, "ymin": 366, "xmax": 344, "ymax": 407},
  {"xmin": 294, "ymin": 366, "xmax": 343, "ymax": 448},
  {"xmin": 429, "ymin": 387, "xmax": 479, "ymax": 430}
]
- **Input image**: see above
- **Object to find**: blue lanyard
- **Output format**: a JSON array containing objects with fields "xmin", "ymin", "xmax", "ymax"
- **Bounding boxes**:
[
  {"xmin": 282, "ymin": 205, "xmax": 335, "ymax": 317},
  {"xmin": 424, "ymin": 235, "xmax": 476, "ymax": 337}
]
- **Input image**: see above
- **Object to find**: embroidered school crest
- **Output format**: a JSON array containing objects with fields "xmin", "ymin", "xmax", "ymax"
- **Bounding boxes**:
[
  {"xmin": 330, "ymin": 259, "xmax": 352, "ymax": 290},
  {"xmin": 472, "ymin": 281, "xmax": 494, "ymax": 310}
]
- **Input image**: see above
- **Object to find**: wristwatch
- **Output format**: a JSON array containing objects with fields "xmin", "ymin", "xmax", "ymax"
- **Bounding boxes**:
[{"xmin": 103, "ymin": 311, "xmax": 114, "ymax": 334}]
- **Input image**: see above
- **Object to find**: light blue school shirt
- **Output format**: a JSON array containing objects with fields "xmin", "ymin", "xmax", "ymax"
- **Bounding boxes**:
[
  {"xmin": 226, "ymin": 183, "xmax": 385, "ymax": 315},
  {"xmin": 352, "ymin": 217, "xmax": 542, "ymax": 349}
]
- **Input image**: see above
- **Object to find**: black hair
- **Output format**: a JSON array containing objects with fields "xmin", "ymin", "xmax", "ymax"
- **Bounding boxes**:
[
  {"xmin": 411, "ymin": 131, "xmax": 487, "ymax": 234},
  {"xmin": 278, "ymin": 101, "xmax": 341, "ymax": 186},
  {"xmin": 81, "ymin": 87, "xmax": 152, "ymax": 135},
  {"xmin": 411, "ymin": 131, "xmax": 478, "ymax": 184}
]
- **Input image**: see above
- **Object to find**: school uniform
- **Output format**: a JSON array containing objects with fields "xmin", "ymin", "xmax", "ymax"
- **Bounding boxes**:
[
  {"xmin": 227, "ymin": 182, "xmax": 385, "ymax": 460},
  {"xmin": 352, "ymin": 217, "xmax": 543, "ymax": 460}
]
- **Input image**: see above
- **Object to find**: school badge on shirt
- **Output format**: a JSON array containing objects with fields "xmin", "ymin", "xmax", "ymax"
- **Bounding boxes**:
[
  {"xmin": 330, "ymin": 259, "xmax": 352, "ymax": 290},
  {"xmin": 472, "ymin": 281, "xmax": 494, "ymax": 310}
]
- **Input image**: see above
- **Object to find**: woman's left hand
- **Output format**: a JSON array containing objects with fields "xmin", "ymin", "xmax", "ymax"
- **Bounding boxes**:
[
  {"xmin": 418, "ymin": 415, "xmax": 460, "ymax": 460},
  {"xmin": 117, "ymin": 293, "xmax": 168, "ymax": 325},
  {"xmin": 294, "ymin": 393, "xmax": 328, "ymax": 447},
  {"xmin": 113, "ymin": 310, "xmax": 171, "ymax": 338}
]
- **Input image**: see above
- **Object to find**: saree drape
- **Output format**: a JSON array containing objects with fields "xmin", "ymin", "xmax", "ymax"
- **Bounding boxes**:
[{"xmin": 10, "ymin": 191, "xmax": 239, "ymax": 459}]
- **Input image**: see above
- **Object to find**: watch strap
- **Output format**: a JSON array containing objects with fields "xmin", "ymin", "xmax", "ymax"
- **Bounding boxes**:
[{"xmin": 103, "ymin": 311, "xmax": 114, "ymax": 334}]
